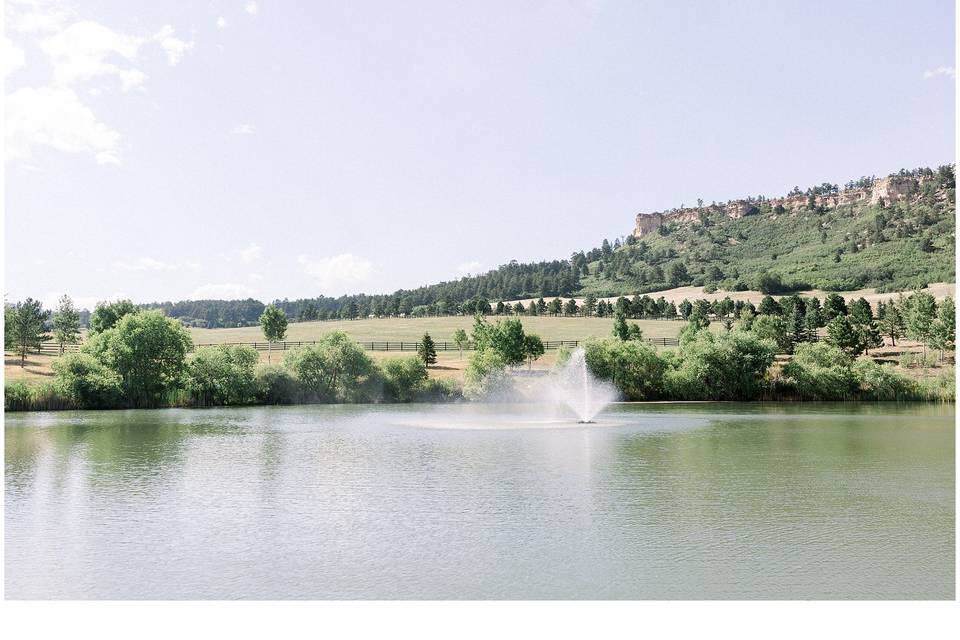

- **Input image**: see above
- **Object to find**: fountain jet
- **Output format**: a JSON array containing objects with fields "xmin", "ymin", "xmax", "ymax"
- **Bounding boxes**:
[{"xmin": 550, "ymin": 348, "xmax": 617, "ymax": 423}]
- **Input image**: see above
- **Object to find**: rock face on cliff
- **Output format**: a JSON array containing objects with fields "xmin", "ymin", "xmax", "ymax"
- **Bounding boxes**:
[{"xmin": 632, "ymin": 174, "xmax": 929, "ymax": 238}]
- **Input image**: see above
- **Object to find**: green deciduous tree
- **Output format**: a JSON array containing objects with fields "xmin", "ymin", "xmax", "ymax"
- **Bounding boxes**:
[
  {"xmin": 283, "ymin": 332, "xmax": 378, "ymax": 402},
  {"xmin": 90, "ymin": 299, "xmax": 138, "ymax": 333},
  {"xmin": 523, "ymin": 334, "xmax": 545, "ymax": 369},
  {"xmin": 259, "ymin": 304, "xmax": 288, "ymax": 363},
  {"xmin": 453, "ymin": 328, "xmax": 469, "ymax": 360},
  {"xmin": 85, "ymin": 310, "xmax": 193, "ymax": 407},
  {"xmin": 903, "ymin": 291, "xmax": 937, "ymax": 361},
  {"xmin": 185, "ymin": 344, "xmax": 259, "ymax": 406},
  {"xmin": 52, "ymin": 294, "xmax": 81, "ymax": 355}
]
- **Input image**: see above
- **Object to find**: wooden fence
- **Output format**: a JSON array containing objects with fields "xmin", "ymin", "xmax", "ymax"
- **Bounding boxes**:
[{"xmin": 34, "ymin": 336, "xmax": 683, "ymax": 356}]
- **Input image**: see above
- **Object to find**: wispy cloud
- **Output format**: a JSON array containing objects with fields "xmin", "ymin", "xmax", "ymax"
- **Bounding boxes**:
[
  {"xmin": 923, "ymin": 66, "xmax": 955, "ymax": 79},
  {"xmin": 111, "ymin": 257, "xmax": 201, "ymax": 272},
  {"xmin": 216, "ymin": 16, "xmax": 227, "ymax": 30},
  {"xmin": 298, "ymin": 253, "xmax": 374, "ymax": 293},
  {"xmin": 4, "ymin": 4, "xmax": 193, "ymax": 165},
  {"xmin": 239, "ymin": 243, "xmax": 263, "ymax": 263},
  {"xmin": 232, "ymin": 123, "xmax": 255, "ymax": 135},
  {"xmin": 245, "ymin": 2, "xmax": 259, "ymax": 16}
]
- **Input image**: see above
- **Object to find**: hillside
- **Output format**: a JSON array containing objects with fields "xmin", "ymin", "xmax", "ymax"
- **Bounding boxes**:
[
  {"xmin": 131, "ymin": 165, "xmax": 955, "ymax": 326},
  {"xmin": 578, "ymin": 166, "xmax": 955, "ymax": 297}
]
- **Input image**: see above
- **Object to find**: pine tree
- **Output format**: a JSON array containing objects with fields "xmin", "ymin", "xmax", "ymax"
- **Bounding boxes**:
[
  {"xmin": 418, "ymin": 332, "xmax": 437, "ymax": 366},
  {"xmin": 8, "ymin": 298, "xmax": 50, "ymax": 367},
  {"xmin": 612, "ymin": 308, "xmax": 629, "ymax": 340}
]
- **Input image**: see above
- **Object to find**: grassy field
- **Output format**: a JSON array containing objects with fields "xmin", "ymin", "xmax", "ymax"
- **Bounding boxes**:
[{"xmin": 187, "ymin": 316, "xmax": 693, "ymax": 345}]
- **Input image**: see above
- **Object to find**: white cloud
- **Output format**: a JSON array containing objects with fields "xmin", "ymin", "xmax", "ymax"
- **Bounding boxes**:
[
  {"xmin": 239, "ymin": 243, "xmax": 263, "ymax": 263},
  {"xmin": 3, "ymin": 37, "xmax": 26, "ymax": 77},
  {"xmin": 40, "ymin": 20, "xmax": 146, "ymax": 88},
  {"xmin": 298, "ymin": 253, "xmax": 374, "ymax": 292},
  {"xmin": 8, "ymin": 3, "xmax": 72, "ymax": 34},
  {"xmin": 923, "ymin": 66, "xmax": 955, "ymax": 79},
  {"xmin": 111, "ymin": 257, "xmax": 202, "ymax": 272},
  {"xmin": 216, "ymin": 16, "xmax": 227, "ymax": 30},
  {"xmin": 153, "ymin": 24, "xmax": 193, "ymax": 66},
  {"xmin": 248, "ymin": 273, "xmax": 264, "ymax": 282},
  {"xmin": 232, "ymin": 123, "xmax": 255, "ymax": 135},
  {"xmin": 456, "ymin": 261, "xmax": 483, "ymax": 276},
  {"xmin": 189, "ymin": 283, "xmax": 256, "ymax": 299},
  {"xmin": 5, "ymin": 86, "xmax": 122, "ymax": 164},
  {"xmin": 245, "ymin": 2, "xmax": 259, "ymax": 16}
]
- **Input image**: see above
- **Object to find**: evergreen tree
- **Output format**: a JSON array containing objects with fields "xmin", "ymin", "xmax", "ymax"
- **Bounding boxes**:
[
  {"xmin": 583, "ymin": 294, "xmax": 597, "ymax": 317},
  {"xmin": 825, "ymin": 315, "xmax": 865, "ymax": 356},
  {"xmin": 879, "ymin": 300, "xmax": 905, "ymax": 346},
  {"xmin": 823, "ymin": 293, "xmax": 848, "ymax": 321},
  {"xmin": 930, "ymin": 296, "xmax": 955, "ymax": 362},
  {"xmin": 418, "ymin": 332, "xmax": 437, "ymax": 366},
  {"xmin": 903, "ymin": 291, "xmax": 937, "ymax": 361},
  {"xmin": 8, "ymin": 298, "xmax": 50, "ymax": 367},
  {"xmin": 612, "ymin": 308, "xmax": 629, "ymax": 340}
]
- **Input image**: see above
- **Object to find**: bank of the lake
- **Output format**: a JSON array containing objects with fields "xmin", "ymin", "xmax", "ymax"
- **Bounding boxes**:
[{"xmin": 5, "ymin": 402, "xmax": 954, "ymax": 599}]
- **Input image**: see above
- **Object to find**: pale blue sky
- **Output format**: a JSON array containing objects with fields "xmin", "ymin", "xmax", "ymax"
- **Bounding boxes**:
[{"xmin": 4, "ymin": 0, "xmax": 956, "ymax": 308}]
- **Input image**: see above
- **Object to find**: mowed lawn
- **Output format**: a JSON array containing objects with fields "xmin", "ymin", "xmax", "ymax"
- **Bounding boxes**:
[{"xmin": 188, "ymin": 315, "xmax": 689, "ymax": 345}]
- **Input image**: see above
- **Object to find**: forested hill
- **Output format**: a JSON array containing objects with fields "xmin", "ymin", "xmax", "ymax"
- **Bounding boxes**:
[{"xmin": 139, "ymin": 165, "xmax": 955, "ymax": 327}]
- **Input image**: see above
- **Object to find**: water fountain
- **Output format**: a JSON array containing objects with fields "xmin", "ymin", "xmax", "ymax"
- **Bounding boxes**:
[{"xmin": 549, "ymin": 348, "xmax": 618, "ymax": 423}]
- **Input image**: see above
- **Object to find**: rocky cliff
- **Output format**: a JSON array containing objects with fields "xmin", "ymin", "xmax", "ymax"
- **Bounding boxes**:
[{"xmin": 633, "ymin": 174, "xmax": 932, "ymax": 238}]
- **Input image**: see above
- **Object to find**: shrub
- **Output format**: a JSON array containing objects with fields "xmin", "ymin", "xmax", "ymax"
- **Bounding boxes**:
[
  {"xmin": 664, "ymin": 330, "xmax": 776, "ymax": 400},
  {"xmin": 254, "ymin": 365, "xmax": 300, "ymax": 404},
  {"xmin": 5, "ymin": 382, "xmax": 34, "ymax": 411},
  {"xmin": 86, "ymin": 310, "xmax": 193, "ymax": 408},
  {"xmin": 381, "ymin": 357, "xmax": 429, "ymax": 402},
  {"xmin": 52, "ymin": 352, "xmax": 124, "ymax": 408},
  {"xmin": 851, "ymin": 360, "xmax": 917, "ymax": 401},
  {"xmin": 283, "ymin": 332, "xmax": 379, "ymax": 402},
  {"xmin": 781, "ymin": 342, "xmax": 857, "ymax": 400},
  {"xmin": 185, "ymin": 345, "xmax": 259, "ymax": 406},
  {"xmin": 583, "ymin": 337, "xmax": 665, "ymax": 400},
  {"xmin": 464, "ymin": 349, "xmax": 511, "ymax": 400}
]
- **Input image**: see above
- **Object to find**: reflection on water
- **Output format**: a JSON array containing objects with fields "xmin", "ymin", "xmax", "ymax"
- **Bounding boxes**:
[{"xmin": 5, "ymin": 403, "xmax": 955, "ymax": 599}]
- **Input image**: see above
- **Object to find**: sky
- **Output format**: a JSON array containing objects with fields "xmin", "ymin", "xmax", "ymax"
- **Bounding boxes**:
[{"xmin": 4, "ymin": 0, "xmax": 956, "ymax": 309}]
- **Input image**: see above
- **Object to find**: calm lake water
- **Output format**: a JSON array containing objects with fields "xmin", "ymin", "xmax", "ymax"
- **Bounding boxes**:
[{"xmin": 5, "ymin": 402, "xmax": 955, "ymax": 599}]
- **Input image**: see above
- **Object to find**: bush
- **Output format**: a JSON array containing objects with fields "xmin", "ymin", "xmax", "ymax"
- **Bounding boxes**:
[
  {"xmin": 381, "ymin": 357, "xmax": 429, "ymax": 402},
  {"xmin": 851, "ymin": 360, "xmax": 917, "ymax": 400},
  {"xmin": 85, "ymin": 310, "xmax": 193, "ymax": 408},
  {"xmin": 185, "ymin": 345, "xmax": 259, "ymax": 406},
  {"xmin": 52, "ymin": 352, "xmax": 124, "ymax": 408},
  {"xmin": 254, "ymin": 365, "xmax": 300, "ymax": 404},
  {"xmin": 464, "ymin": 349, "xmax": 511, "ymax": 400},
  {"xmin": 583, "ymin": 337, "xmax": 665, "ymax": 400},
  {"xmin": 664, "ymin": 330, "xmax": 776, "ymax": 400},
  {"xmin": 5, "ymin": 382, "xmax": 34, "ymax": 411},
  {"xmin": 781, "ymin": 342, "xmax": 857, "ymax": 400},
  {"xmin": 283, "ymin": 332, "xmax": 379, "ymax": 402}
]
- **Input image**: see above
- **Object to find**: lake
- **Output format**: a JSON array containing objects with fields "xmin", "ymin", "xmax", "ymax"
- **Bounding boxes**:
[{"xmin": 4, "ymin": 403, "xmax": 955, "ymax": 599}]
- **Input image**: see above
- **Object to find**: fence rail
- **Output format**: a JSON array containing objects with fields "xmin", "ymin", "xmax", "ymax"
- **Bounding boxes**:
[{"xmin": 34, "ymin": 336, "xmax": 683, "ymax": 355}]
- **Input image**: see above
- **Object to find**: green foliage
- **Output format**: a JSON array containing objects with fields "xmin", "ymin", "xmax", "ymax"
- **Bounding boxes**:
[
  {"xmin": 464, "ymin": 349, "xmax": 511, "ymax": 400},
  {"xmin": 86, "ymin": 310, "xmax": 193, "ymax": 408},
  {"xmin": 931, "ymin": 296, "xmax": 955, "ymax": 356},
  {"xmin": 418, "ymin": 332, "xmax": 437, "ymax": 366},
  {"xmin": 89, "ymin": 299, "xmax": 138, "ymax": 333},
  {"xmin": 663, "ymin": 330, "xmax": 776, "ymax": 400},
  {"xmin": 751, "ymin": 314, "xmax": 792, "ymax": 353},
  {"xmin": 52, "ymin": 294, "xmax": 81, "ymax": 353},
  {"xmin": 523, "ymin": 334, "xmax": 545, "ymax": 368},
  {"xmin": 825, "ymin": 315, "xmax": 865, "ymax": 356},
  {"xmin": 612, "ymin": 308, "xmax": 629, "ymax": 340},
  {"xmin": 381, "ymin": 357, "xmax": 429, "ymax": 402},
  {"xmin": 283, "ymin": 331, "xmax": 378, "ymax": 402},
  {"xmin": 7, "ymin": 298, "xmax": 50, "ymax": 366},
  {"xmin": 254, "ymin": 365, "xmax": 300, "ymax": 404},
  {"xmin": 453, "ymin": 328, "xmax": 469, "ymax": 359},
  {"xmin": 185, "ymin": 345, "xmax": 259, "ymax": 406},
  {"xmin": 583, "ymin": 337, "xmax": 665, "ymax": 400},
  {"xmin": 781, "ymin": 343, "xmax": 857, "ymax": 400},
  {"xmin": 52, "ymin": 352, "xmax": 123, "ymax": 408},
  {"xmin": 259, "ymin": 304, "xmax": 289, "ymax": 362},
  {"xmin": 903, "ymin": 290, "xmax": 938, "ymax": 356},
  {"xmin": 851, "ymin": 360, "xmax": 918, "ymax": 401},
  {"xmin": 5, "ymin": 382, "xmax": 35, "ymax": 411}
]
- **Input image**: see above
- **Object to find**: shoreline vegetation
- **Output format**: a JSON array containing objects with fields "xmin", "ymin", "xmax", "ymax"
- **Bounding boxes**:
[{"xmin": 5, "ymin": 290, "xmax": 955, "ymax": 412}]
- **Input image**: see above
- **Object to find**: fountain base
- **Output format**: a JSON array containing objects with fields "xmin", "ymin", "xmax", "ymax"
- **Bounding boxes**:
[{"xmin": 577, "ymin": 420, "xmax": 595, "ymax": 424}]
